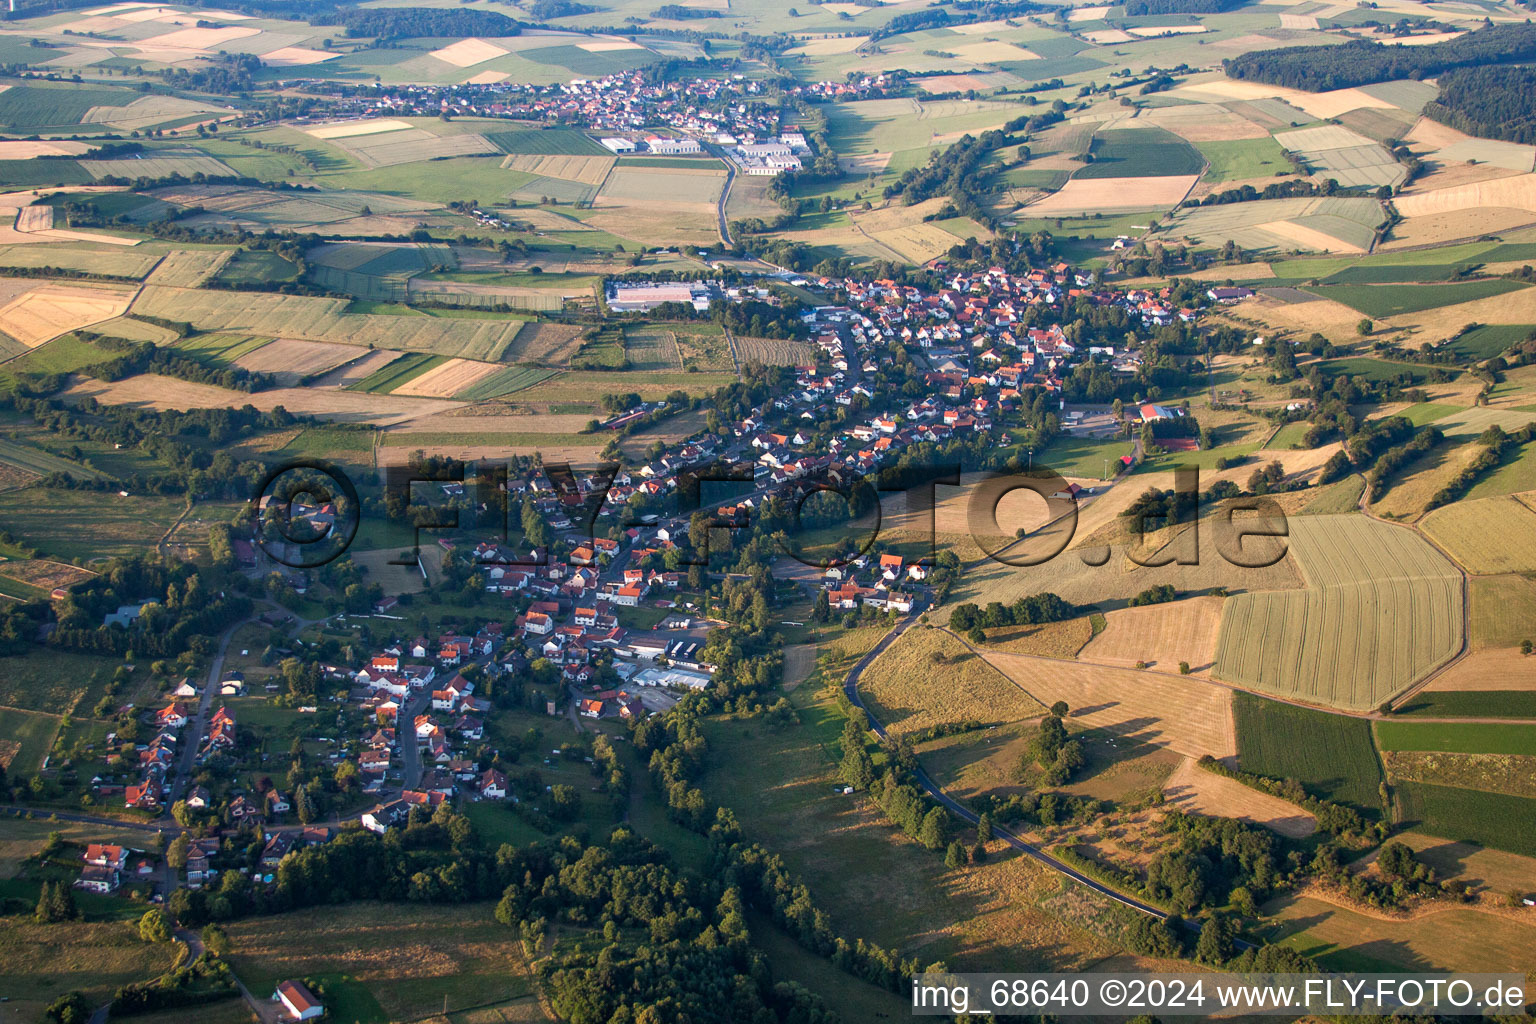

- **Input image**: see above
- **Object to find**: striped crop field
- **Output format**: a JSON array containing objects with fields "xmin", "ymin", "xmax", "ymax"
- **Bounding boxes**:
[{"xmin": 1214, "ymin": 515, "xmax": 1463, "ymax": 711}]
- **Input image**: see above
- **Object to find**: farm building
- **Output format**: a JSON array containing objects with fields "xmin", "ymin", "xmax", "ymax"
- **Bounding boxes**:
[
  {"xmin": 276, "ymin": 980, "xmax": 324, "ymax": 1021},
  {"xmin": 599, "ymin": 137, "xmax": 636, "ymax": 153},
  {"xmin": 608, "ymin": 281, "xmax": 712, "ymax": 312},
  {"xmin": 645, "ymin": 136, "xmax": 701, "ymax": 154}
]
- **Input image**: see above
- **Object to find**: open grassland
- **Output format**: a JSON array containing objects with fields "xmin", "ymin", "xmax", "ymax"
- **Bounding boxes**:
[
  {"xmin": 0, "ymin": 647, "xmax": 122, "ymax": 716},
  {"xmin": 1214, "ymin": 515, "xmax": 1463, "ymax": 710},
  {"xmin": 226, "ymin": 903, "xmax": 537, "ymax": 1023},
  {"xmin": 1421, "ymin": 495, "xmax": 1536, "ymax": 574},
  {"xmin": 1233, "ymin": 692, "xmax": 1384, "ymax": 813},
  {"xmin": 623, "ymin": 326, "xmax": 681, "ymax": 372},
  {"xmin": 973, "ymin": 642, "xmax": 1236, "ymax": 759},
  {"xmin": 0, "ymin": 486, "xmax": 184, "ymax": 563},
  {"xmin": 697, "ymin": 626, "xmax": 1139, "ymax": 971},
  {"xmin": 1395, "ymin": 782, "xmax": 1536, "ymax": 858},
  {"xmin": 0, "ymin": 916, "xmax": 181, "ymax": 1020},
  {"xmin": 980, "ymin": 618, "xmax": 1094, "ymax": 658},
  {"xmin": 1264, "ymin": 894, "xmax": 1536, "ymax": 974},
  {"xmin": 1162, "ymin": 757, "xmax": 1316, "ymax": 838},
  {"xmin": 0, "ymin": 706, "xmax": 60, "ymax": 772},
  {"xmin": 861, "ymin": 624, "xmax": 1043, "ymax": 735},
  {"xmin": 1376, "ymin": 721, "xmax": 1536, "ymax": 755},
  {"xmin": 1470, "ymin": 574, "xmax": 1536, "ymax": 649},
  {"xmin": 1078, "ymin": 595, "xmax": 1222, "ymax": 676},
  {"xmin": 130, "ymin": 287, "xmax": 524, "ymax": 360}
]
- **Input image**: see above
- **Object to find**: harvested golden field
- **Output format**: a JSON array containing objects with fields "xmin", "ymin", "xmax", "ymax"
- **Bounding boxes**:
[
  {"xmin": 145, "ymin": 247, "xmax": 230, "ymax": 286},
  {"xmin": 1162, "ymin": 756, "xmax": 1316, "ymax": 837},
  {"xmin": 0, "ymin": 140, "xmax": 91, "ymax": 159},
  {"xmin": 861, "ymin": 624, "xmax": 1043, "ymax": 735},
  {"xmin": 1169, "ymin": 76, "xmax": 1397, "ymax": 120},
  {"xmin": 1369, "ymin": 439, "xmax": 1482, "ymax": 520},
  {"xmin": 1215, "ymin": 515, "xmax": 1463, "ymax": 710},
  {"xmin": 1384, "ymin": 207, "xmax": 1536, "ymax": 249},
  {"xmin": 1080, "ymin": 595, "xmax": 1224, "ymax": 676},
  {"xmin": 64, "ymin": 373, "xmax": 459, "ymax": 425},
  {"xmin": 585, "ymin": 201, "xmax": 720, "ymax": 246},
  {"xmin": 1255, "ymin": 218, "xmax": 1367, "ymax": 253},
  {"xmin": 1024, "ymin": 175, "xmax": 1198, "ymax": 215},
  {"xmin": 599, "ymin": 166, "xmax": 726, "ymax": 204},
  {"xmin": 1082, "ymin": 28, "xmax": 1135, "ymax": 44},
  {"xmin": 1395, "ymin": 173, "xmax": 1536, "ymax": 217},
  {"xmin": 393, "ymin": 412, "xmax": 594, "ymax": 434},
  {"xmin": 849, "ymin": 197, "xmax": 951, "ymax": 233},
  {"xmin": 731, "ymin": 335, "xmax": 815, "ymax": 367},
  {"xmin": 1262, "ymin": 894, "xmax": 1536, "ymax": 975},
  {"xmin": 430, "ymin": 37, "xmax": 510, "ymax": 66},
  {"xmin": 949, "ymin": 40, "xmax": 1041, "ymax": 62},
  {"xmin": 980, "ymin": 617, "xmax": 1094, "ymax": 658},
  {"xmin": 232, "ymin": 337, "xmax": 361, "ymax": 385},
  {"xmin": 869, "ymin": 222, "xmax": 966, "ymax": 263},
  {"xmin": 1470, "ymin": 573, "xmax": 1536, "ymax": 650},
  {"xmin": 501, "ymin": 153, "xmax": 615, "ymax": 184},
  {"xmin": 305, "ymin": 118, "xmax": 414, "ymax": 139},
  {"xmin": 390, "ymin": 357, "xmax": 500, "ymax": 399},
  {"xmin": 502, "ymin": 321, "xmax": 584, "ymax": 364},
  {"xmin": 791, "ymin": 35, "xmax": 866, "ymax": 55},
  {"xmin": 311, "ymin": 348, "xmax": 403, "ymax": 388},
  {"xmin": 136, "ymin": 24, "xmax": 258, "ymax": 48},
  {"xmin": 261, "ymin": 46, "xmax": 338, "ymax": 66},
  {"xmin": 0, "ymin": 282, "xmax": 134, "ymax": 347},
  {"xmin": 225, "ymin": 902, "xmax": 537, "ymax": 1021},
  {"xmin": 1422, "ymin": 648, "xmax": 1536, "ymax": 691},
  {"xmin": 1145, "ymin": 106, "xmax": 1271, "ymax": 142},
  {"xmin": 1421, "ymin": 494, "xmax": 1536, "ymax": 574},
  {"xmin": 973, "ymin": 642, "xmax": 1237, "ymax": 759}
]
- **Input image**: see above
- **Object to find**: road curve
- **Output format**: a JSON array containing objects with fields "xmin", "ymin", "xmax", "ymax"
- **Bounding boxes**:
[{"xmin": 840, "ymin": 608, "xmax": 1169, "ymax": 921}]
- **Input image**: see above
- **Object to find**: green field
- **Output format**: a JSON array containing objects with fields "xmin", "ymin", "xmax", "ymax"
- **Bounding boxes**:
[
  {"xmin": 1449, "ymin": 324, "xmax": 1536, "ymax": 361},
  {"xmin": 1194, "ymin": 137, "xmax": 1288, "ymax": 183},
  {"xmin": 1215, "ymin": 516, "xmax": 1463, "ymax": 710},
  {"xmin": 173, "ymin": 334, "xmax": 272, "ymax": 368},
  {"xmin": 1268, "ymin": 421, "xmax": 1312, "ymax": 448},
  {"xmin": 0, "ymin": 82, "xmax": 135, "ymax": 130},
  {"xmin": 1233, "ymin": 692, "xmax": 1385, "ymax": 813},
  {"xmin": 1317, "ymin": 357, "xmax": 1427, "ymax": 384},
  {"xmin": 0, "ymin": 648, "xmax": 124, "ymax": 716},
  {"xmin": 1075, "ymin": 127, "xmax": 1203, "ymax": 179},
  {"xmin": 1396, "ymin": 781, "xmax": 1536, "ymax": 857},
  {"xmin": 484, "ymin": 128, "xmax": 610, "ymax": 156},
  {"xmin": 1033, "ymin": 434, "xmax": 1135, "ymax": 480},
  {"xmin": 1375, "ymin": 720, "xmax": 1536, "ymax": 755},
  {"xmin": 1396, "ymin": 690, "xmax": 1536, "ymax": 718},
  {"xmin": 1400, "ymin": 402, "xmax": 1461, "ymax": 426},
  {"xmin": 0, "ymin": 486, "xmax": 185, "ymax": 562},
  {"xmin": 1305, "ymin": 280, "xmax": 1530, "ymax": 318},
  {"xmin": 0, "ymin": 707, "xmax": 61, "ymax": 773}
]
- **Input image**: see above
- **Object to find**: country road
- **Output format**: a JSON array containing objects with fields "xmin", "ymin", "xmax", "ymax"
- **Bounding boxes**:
[{"xmin": 840, "ymin": 606, "xmax": 1171, "ymax": 921}]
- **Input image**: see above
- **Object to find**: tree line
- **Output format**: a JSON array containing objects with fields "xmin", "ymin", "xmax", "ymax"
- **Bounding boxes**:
[{"xmin": 1224, "ymin": 23, "xmax": 1536, "ymax": 92}]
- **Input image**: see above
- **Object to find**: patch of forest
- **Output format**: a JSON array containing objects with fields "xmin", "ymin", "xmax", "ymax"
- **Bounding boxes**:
[
  {"xmin": 1124, "ymin": 0, "xmax": 1246, "ymax": 17},
  {"xmin": 1424, "ymin": 64, "xmax": 1536, "ymax": 144},
  {"xmin": 1224, "ymin": 23, "xmax": 1536, "ymax": 91}
]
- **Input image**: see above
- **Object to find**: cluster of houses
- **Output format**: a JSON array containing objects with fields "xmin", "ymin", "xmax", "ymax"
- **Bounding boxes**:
[{"xmin": 96, "ymin": 691, "xmax": 237, "ymax": 813}]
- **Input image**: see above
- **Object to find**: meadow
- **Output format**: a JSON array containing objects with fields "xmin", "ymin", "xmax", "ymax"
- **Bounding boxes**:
[
  {"xmin": 1232, "ymin": 692, "xmax": 1385, "ymax": 813},
  {"xmin": 1213, "ymin": 515, "xmax": 1463, "ymax": 710},
  {"xmin": 860, "ymin": 624, "xmax": 1042, "ymax": 735},
  {"xmin": 1397, "ymin": 691, "xmax": 1536, "ymax": 718},
  {"xmin": 1375, "ymin": 721, "xmax": 1536, "ymax": 755},
  {"xmin": 1076, "ymin": 128, "xmax": 1204, "ymax": 179},
  {"xmin": 0, "ymin": 487, "xmax": 185, "ymax": 563}
]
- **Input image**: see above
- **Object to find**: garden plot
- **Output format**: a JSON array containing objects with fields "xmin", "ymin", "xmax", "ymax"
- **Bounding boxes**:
[
  {"xmin": 0, "ymin": 282, "xmax": 133, "ymax": 347},
  {"xmin": 429, "ymin": 38, "xmax": 511, "ymax": 67},
  {"xmin": 1214, "ymin": 515, "xmax": 1463, "ymax": 710},
  {"xmin": 1023, "ymin": 174, "xmax": 1196, "ymax": 215},
  {"xmin": 390, "ymin": 358, "xmax": 501, "ymax": 399},
  {"xmin": 1275, "ymin": 124, "xmax": 1405, "ymax": 189}
]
